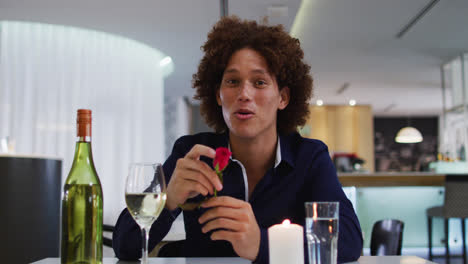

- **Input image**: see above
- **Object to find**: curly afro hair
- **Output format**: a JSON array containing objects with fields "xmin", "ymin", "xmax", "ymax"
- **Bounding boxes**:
[{"xmin": 193, "ymin": 16, "xmax": 313, "ymax": 134}]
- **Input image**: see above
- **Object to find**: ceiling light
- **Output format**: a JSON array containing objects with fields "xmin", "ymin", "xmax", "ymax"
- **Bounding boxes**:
[
  {"xmin": 349, "ymin": 99, "xmax": 356, "ymax": 106},
  {"xmin": 395, "ymin": 0, "xmax": 440, "ymax": 39},
  {"xmin": 395, "ymin": 127, "xmax": 423, "ymax": 143},
  {"xmin": 160, "ymin": 56, "xmax": 172, "ymax": 67},
  {"xmin": 336, "ymin": 82, "xmax": 350, "ymax": 95},
  {"xmin": 316, "ymin": 99, "xmax": 323, "ymax": 106},
  {"xmin": 383, "ymin": 103, "xmax": 397, "ymax": 112}
]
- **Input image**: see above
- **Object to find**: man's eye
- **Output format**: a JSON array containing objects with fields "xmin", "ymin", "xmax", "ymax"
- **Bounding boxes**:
[
  {"xmin": 256, "ymin": 80, "xmax": 267, "ymax": 86},
  {"xmin": 226, "ymin": 79, "xmax": 239, "ymax": 85}
]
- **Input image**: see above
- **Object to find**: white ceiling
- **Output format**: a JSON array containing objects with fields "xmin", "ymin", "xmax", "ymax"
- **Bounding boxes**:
[
  {"xmin": 1, "ymin": 0, "xmax": 467, "ymax": 116},
  {"xmin": 292, "ymin": 0, "xmax": 468, "ymax": 116}
]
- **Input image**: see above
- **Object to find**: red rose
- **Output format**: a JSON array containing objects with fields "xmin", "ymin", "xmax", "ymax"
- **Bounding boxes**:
[
  {"xmin": 213, "ymin": 147, "xmax": 232, "ymax": 172},
  {"xmin": 212, "ymin": 147, "xmax": 231, "ymax": 197}
]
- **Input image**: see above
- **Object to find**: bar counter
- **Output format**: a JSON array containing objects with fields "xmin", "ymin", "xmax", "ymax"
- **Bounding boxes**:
[
  {"xmin": 338, "ymin": 172, "xmax": 446, "ymax": 187},
  {"xmin": 337, "ymin": 171, "xmax": 468, "ymax": 249}
]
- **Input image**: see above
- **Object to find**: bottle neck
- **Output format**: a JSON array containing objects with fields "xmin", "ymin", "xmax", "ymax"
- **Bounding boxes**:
[
  {"xmin": 73, "ymin": 129, "xmax": 93, "ymax": 167},
  {"xmin": 72, "ymin": 140, "xmax": 94, "ymax": 164},
  {"xmin": 77, "ymin": 136, "xmax": 92, "ymax": 143},
  {"xmin": 66, "ymin": 138, "xmax": 99, "ymax": 184},
  {"xmin": 73, "ymin": 122, "xmax": 93, "ymax": 167}
]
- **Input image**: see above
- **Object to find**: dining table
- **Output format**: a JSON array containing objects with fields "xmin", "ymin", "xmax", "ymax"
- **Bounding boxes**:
[{"xmin": 32, "ymin": 256, "xmax": 437, "ymax": 264}]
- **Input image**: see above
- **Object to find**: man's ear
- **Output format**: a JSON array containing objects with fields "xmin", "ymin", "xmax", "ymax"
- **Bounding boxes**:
[
  {"xmin": 216, "ymin": 88, "xmax": 222, "ymax": 106},
  {"xmin": 278, "ymin": 87, "xmax": 290, "ymax": 110}
]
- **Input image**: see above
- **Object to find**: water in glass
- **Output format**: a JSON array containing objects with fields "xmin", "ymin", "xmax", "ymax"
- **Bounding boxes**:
[{"xmin": 306, "ymin": 217, "xmax": 338, "ymax": 264}]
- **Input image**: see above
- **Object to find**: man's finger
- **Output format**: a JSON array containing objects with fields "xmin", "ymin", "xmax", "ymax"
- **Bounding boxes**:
[
  {"xmin": 199, "ymin": 206, "xmax": 244, "ymax": 224},
  {"xmin": 201, "ymin": 218, "xmax": 242, "ymax": 233},
  {"xmin": 201, "ymin": 196, "xmax": 245, "ymax": 209},
  {"xmin": 210, "ymin": 230, "xmax": 239, "ymax": 243},
  {"xmin": 179, "ymin": 158, "xmax": 222, "ymax": 191},
  {"xmin": 183, "ymin": 150, "xmax": 223, "ymax": 191},
  {"xmin": 179, "ymin": 163, "xmax": 215, "ymax": 195},
  {"xmin": 184, "ymin": 179, "xmax": 210, "ymax": 197},
  {"xmin": 185, "ymin": 144, "xmax": 216, "ymax": 160}
]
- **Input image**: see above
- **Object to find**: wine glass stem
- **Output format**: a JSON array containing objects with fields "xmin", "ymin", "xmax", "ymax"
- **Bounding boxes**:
[{"xmin": 141, "ymin": 227, "xmax": 150, "ymax": 264}]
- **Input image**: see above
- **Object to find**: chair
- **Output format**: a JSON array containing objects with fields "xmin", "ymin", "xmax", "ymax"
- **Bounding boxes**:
[
  {"xmin": 155, "ymin": 240, "xmax": 185, "ymax": 257},
  {"xmin": 370, "ymin": 219, "xmax": 404, "ymax": 256},
  {"xmin": 427, "ymin": 175, "xmax": 468, "ymax": 264},
  {"xmin": 101, "ymin": 223, "xmax": 184, "ymax": 257}
]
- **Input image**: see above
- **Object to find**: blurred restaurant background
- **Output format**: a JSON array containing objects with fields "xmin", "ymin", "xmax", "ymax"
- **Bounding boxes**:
[{"xmin": 0, "ymin": 0, "xmax": 467, "ymax": 263}]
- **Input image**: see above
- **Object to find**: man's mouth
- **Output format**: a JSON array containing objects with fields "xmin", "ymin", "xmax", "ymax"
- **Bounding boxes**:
[{"xmin": 234, "ymin": 109, "xmax": 254, "ymax": 120}]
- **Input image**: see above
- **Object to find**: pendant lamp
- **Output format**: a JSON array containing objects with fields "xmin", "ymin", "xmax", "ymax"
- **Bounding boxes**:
[{"xmin": 395, "ymin": 126, "xmax": 423, "ymax": 143}]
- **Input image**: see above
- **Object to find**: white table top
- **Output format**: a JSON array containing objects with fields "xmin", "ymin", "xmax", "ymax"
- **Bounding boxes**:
[
  {"xmin": 32, "ymin": 258, "xmax": 248, "ymax": 264},
  {"xmin": 347, "ymin": 256, "xmax": 436, "ymax": 264},
  {"xmin": 32, "ymin": 256, "xmax": 436, "ymax": 264}
]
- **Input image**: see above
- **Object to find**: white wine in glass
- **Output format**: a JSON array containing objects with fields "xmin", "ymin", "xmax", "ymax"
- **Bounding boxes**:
[{"xmin": 125, "ymin": 163, "xmax": 167, "ymax": 264}]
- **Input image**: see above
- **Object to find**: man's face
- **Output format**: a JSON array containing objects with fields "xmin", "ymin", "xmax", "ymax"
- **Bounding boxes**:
[{"xmin": 217, "ymin": 48, "xmax": 289, "ymax": 140}]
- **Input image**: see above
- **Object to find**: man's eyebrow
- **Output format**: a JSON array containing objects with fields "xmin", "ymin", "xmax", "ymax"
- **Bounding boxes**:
[
  {"xmin": 224, "ymin": 69, "xmax": 239, "ymax": 74},
  {"xmin": 224, "ymin": 69, "xmax": 269, "ymax": 74},
  {"xmin": 251, "ymin": 69, "xmax": 268, "ymax": 74}
]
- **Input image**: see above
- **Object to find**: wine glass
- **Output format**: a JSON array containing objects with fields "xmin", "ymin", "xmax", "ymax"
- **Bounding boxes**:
[{"xmin": 125, "ymin": 163, "xmax": 167, "ymax": 263}]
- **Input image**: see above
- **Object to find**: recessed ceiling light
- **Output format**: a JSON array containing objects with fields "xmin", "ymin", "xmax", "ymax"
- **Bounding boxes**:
[{"xmin": 349, "ymin": 99, "xmax": 356, "ymax": 106}]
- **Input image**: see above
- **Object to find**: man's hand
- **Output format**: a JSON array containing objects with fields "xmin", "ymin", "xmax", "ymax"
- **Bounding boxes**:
[
  {"xmin": 199, "ymin": 196, "xmax": 261, "ymax": 261},
  {"xmin": 165, "ymin": 144, "xmax": 223, "ymax": 211}
]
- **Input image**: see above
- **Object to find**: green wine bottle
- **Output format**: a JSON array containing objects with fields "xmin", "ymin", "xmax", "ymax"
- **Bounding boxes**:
[{"xmin": 61, "ymin": 109, "xmax": 103, "ymax": 264}]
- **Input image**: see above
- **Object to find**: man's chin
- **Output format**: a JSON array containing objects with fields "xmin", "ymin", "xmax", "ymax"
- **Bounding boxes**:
[{"xmin": 228, "ymin": 127, "xmax": 257, "ymax": 139}]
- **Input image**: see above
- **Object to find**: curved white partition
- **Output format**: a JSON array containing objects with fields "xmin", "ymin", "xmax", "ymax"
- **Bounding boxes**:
[{"xmin": 0, "ymin": 21, "xmax": 173, "ymax": 225}]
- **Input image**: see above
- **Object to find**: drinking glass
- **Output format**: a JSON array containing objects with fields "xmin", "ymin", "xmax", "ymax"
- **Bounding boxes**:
[
  {"xmin": 125, "ymin": 163, "xmax": 167, "ymax": 264},
  {"xmin": 305, "ymin": 202, "xmax": 339, "ymax": 264}
]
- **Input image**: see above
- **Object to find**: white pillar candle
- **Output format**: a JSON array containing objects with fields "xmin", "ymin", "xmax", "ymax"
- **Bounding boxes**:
[{"xmin": 268, "ymin": 219, "xmax": 304, "ymax": 264}]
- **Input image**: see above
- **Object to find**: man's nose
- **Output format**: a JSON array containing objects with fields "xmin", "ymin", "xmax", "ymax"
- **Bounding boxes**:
[{"xmin": 238, "ymin": 81, "xmax": 252, "ymax": 101}]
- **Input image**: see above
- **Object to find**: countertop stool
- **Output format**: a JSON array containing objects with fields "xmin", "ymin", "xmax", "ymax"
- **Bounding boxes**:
[{"xmin": 427, "ymin": 175, "xmax": 468, "ymax": 264}]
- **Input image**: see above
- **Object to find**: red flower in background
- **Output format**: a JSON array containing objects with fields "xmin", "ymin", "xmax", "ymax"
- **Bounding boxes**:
[{"xmin": 213, "ymin": 147, "xmax": 231, "ymax": 196}]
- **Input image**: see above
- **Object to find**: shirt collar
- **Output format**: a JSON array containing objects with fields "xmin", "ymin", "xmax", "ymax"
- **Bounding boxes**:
[
  {"xmin": 278, "ymin": 133, "xmax": 296, "ymax": 168},
  {"xmin": 224, "ymin": 133, "xmax": 295, "ymax": 169},
  {"xmin": 274, "ymin": 137, "xmax": 281, "ymax": 168}
]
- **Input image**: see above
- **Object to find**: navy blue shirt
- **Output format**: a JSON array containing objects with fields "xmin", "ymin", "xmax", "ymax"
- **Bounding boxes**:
[{"xmin": 113, "ymin": 132, "xmax": 363, "ymax": 263}]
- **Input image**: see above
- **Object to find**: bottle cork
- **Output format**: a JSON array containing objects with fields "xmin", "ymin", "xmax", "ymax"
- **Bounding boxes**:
[{"xmin": 77, "ymin": 109, "xmax": 92, "ymax": 137}]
